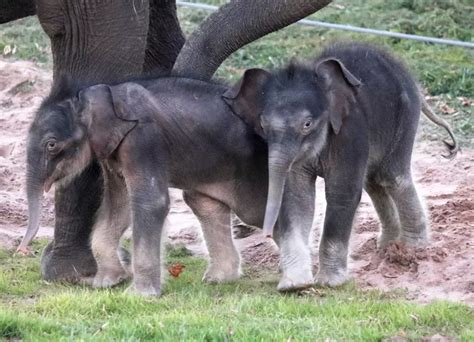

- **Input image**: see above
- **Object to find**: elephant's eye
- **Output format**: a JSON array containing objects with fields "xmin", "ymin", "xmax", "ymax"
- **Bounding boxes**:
[
  {"xmin": 301, "ymin": 118, "xmax": 313, "ymax": 134},
  {"xmin": 46, "ymin": 139, "xmax": 59, "ymax": 153}
]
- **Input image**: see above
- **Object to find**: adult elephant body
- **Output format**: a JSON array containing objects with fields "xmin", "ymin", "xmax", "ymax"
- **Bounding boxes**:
[{"xmin": 2, "ymin": 0, "xmax": 332, "ymax": 281}]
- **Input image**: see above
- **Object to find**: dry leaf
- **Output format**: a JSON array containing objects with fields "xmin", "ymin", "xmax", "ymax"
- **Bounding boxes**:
[
  {"xmin": 439, "ymin": 104, "xmax": 456, "ymax": 115},
  {"xmin": 3, "ymin": 45, "xmax": 11, "ymax": 55},
  {"xmin": 458, "ymin": 97, "xmax": 472, "ymax": 107},
  {"xmin": 168, "ymin": 263, "xmax": 185, "ymax": 278}
]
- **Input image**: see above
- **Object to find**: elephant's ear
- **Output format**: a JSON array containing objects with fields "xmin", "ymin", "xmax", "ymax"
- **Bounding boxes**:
[
  {"xmin": 315, "ymin": 58, "xmax": 361, "ymax": 135},
  {"xmin": 222, "ymin": 68, "xmax": 272, "ymax": 134},
  {"xmin": 80, "ymin": 84, "xmax": 140, "ymax": 160}
]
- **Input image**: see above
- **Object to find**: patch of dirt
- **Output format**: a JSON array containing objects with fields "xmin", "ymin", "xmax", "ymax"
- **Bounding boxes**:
[{"xmin": 0, "ymin": 58, "xmax": 472, "ymax": 305}]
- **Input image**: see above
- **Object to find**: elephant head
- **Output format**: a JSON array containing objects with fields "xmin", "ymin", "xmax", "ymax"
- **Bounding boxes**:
[
  {"xmin": 223, "ymin": 59, "xmax": 361, "ymax": 238},
  {"xmin": 18, "ymin": 84, "xmax": 142, "ymax": 253}
]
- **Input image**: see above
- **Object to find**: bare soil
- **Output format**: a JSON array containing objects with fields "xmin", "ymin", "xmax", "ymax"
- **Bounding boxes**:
[{"xmin": 0, "ymin": 59, "xmax": 472, "ymax": 305}]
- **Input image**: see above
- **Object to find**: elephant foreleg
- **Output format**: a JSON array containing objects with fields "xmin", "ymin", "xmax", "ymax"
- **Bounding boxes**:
[
  {"xmin": 273, "ymin": 170, "xmax": 315, "ymax": 292},
  {"xmin": 316, "ymin": 177, "xmax": 364, "ymax": 287}
]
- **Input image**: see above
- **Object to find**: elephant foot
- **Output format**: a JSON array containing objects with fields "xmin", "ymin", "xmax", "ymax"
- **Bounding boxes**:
[
  {"xmin": 126, "ymin": 280, "xmax": 162, "ymax": 297},
  {"xmin": 92, "ymin": 268, "xmax": 129, "ymax": 288},
  {"xmin": 277, "ymin": 268, "xmax": 313, "ymax": 292},
  {"xmin": 400, "ymin": 231, "xmax": 429, "ymax": 247},
  {"xmin": 79, "ymin": 276, "xmax": 94, "ymax": 286},
  {"xmin": 203, "ymin": 262, "xmax": 241, "ymax": 284},
  {"xmin": 41, "ymin": 242, "xmax": 97, "ymax": 282},
  {"xmin": 377, "ymin": 232, "xmax": 400, "ymax": 249},
  {"xmin": 314, "ymin": 267, "xmax": 350, "ymax": 287}
]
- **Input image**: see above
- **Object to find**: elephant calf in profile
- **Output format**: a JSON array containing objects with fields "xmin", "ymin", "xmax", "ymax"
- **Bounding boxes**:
[
  {"xmin": 224, "ymin": 42, "xmax": 457, "ymax": 287},
  {"xmin": 20, "ymin": 78, "xmax": 273, "ymax": 296}
]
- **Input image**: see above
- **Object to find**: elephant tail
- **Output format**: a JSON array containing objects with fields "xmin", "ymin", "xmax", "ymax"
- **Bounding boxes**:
[{"xmin": 420, "ymin": 95, "xmax": 459, "ymax": 159}]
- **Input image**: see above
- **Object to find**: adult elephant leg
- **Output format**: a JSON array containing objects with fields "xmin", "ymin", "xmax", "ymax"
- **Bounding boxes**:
[
  {"xmin": 37, "ymin": 0, "xmax": 149, "ymax": 85},
  {"xmin": 41, "ymin": 162, "xmax": 102, "ymax": 281},
  {"xmin": 173, "ymin": 0, "xmax": 332, "ymax": 80},
  {"xmin": 273, "ymin": 169, "xmax": 316, "ymax": 292},
  {"xmin": 143, "ymin": 0, "xmax": 185, "ymax": 75},
  {"xmin": 36, "ymin": 0, "xmax": 149, "ymax": 281}
]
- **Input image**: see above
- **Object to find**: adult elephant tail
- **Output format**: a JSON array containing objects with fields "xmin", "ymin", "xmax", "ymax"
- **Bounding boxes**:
[{"xmin": 172, "ymin": 0, "xmax": 333, "ymax": 80}]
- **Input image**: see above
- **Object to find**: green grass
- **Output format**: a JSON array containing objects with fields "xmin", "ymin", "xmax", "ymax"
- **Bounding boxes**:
[
  {"xmin": 0, "ymin": 241, "xmax": 473, "ymax": 340},
  {"xmin": 0, "ymin": 16, "xmax": 51, "ymax": 66}
]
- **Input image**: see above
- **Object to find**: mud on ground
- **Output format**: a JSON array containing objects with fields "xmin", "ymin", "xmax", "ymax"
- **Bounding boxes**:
[{"xmin": 0, "ymin": 59, "xmax": 473, "ymax": 305}]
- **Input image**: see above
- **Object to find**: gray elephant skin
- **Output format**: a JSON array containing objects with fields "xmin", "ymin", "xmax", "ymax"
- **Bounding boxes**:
[
  {"xmin": 223, "ymin": 42, "xmax": 458, "ymax": 288},
  {"xmin": 3, "ymin": 0, "xmax": 332, "ymax": 282},
  {"xmin": 22, "ymin": 78, "xmax": 272, "ymax": 296}
]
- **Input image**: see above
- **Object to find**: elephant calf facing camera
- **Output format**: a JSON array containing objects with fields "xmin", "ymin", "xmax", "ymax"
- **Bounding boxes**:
[{"xmin": 224, "ymin": 42, "xmax": 457, "ymax": 288}]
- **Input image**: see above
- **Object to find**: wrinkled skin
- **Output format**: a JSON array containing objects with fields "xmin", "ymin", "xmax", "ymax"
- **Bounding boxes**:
[
  {"xmin": 30, "ymin": 0, "xmax": 185, "ymax": 282},
  {"xmin": 24, "ymin": 80, "xmax": 271, "ymax": 296},
  {"xmin": 224, "ymin": 42, "xmax": 457, "ymax": 289},
  {"xmin": 5, "ymin": 0, "xmax": 332, "ymax": 282}
]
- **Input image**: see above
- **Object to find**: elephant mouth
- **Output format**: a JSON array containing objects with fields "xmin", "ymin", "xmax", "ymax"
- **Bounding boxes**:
[
  {"xmin": 44, "ymin": 172, "xmax": 64, "ymax": 193},
  {"xmin": 44, "ymin": 177, "xmax": 55, "ymax": 193}
]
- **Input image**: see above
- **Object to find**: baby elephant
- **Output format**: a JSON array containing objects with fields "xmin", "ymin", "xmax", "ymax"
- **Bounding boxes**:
[
  {"xmin": 223, "ymin": 42, "xmax": 457, "ymax": 287},
  {"xmin": 19, "ymin": 79, "xmax": 274, "ymax": 296}
]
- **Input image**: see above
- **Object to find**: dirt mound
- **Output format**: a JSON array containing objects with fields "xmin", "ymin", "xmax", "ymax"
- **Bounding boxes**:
[
  {"xmin": 349, "ymin": 161, "xmax": 474, "ymax": 305},
  {"xmin": 0, "ymin": 58, "xmax": 473, "ymax": 305},
  {"xmin": 238, "ymin": 236, "xmax": 280, "ymax": 272}
]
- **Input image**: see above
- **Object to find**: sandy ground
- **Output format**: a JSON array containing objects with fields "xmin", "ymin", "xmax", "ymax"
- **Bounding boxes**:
[{"xmin": 0, "ymin": 59, "xmax": 473, "ymax": 306}]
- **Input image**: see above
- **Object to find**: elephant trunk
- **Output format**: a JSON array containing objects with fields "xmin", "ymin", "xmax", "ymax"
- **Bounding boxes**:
[
  {"xmin": 17, "ymin": 179, "xmax": 44, "ymax": 253},
  {"xmin": 262, "ymin": 149, "xmax": 293, "ymax": 238},
  {"xmin": 172, "ymin": 0, "xmax": 333, "ymax": 80}
]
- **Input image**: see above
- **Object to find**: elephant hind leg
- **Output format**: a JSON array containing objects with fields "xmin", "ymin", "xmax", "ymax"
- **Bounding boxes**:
[
  {"xmin": 365, "ymin": 181, "xmax": 401, "ymax": 248},
  {"xmin": 385, "ymin": 174, "xmax": 428, "ymax": 246},
  {"xmin": 183, "ymin": 191, "xmax": 241, "ymax": 283}
]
